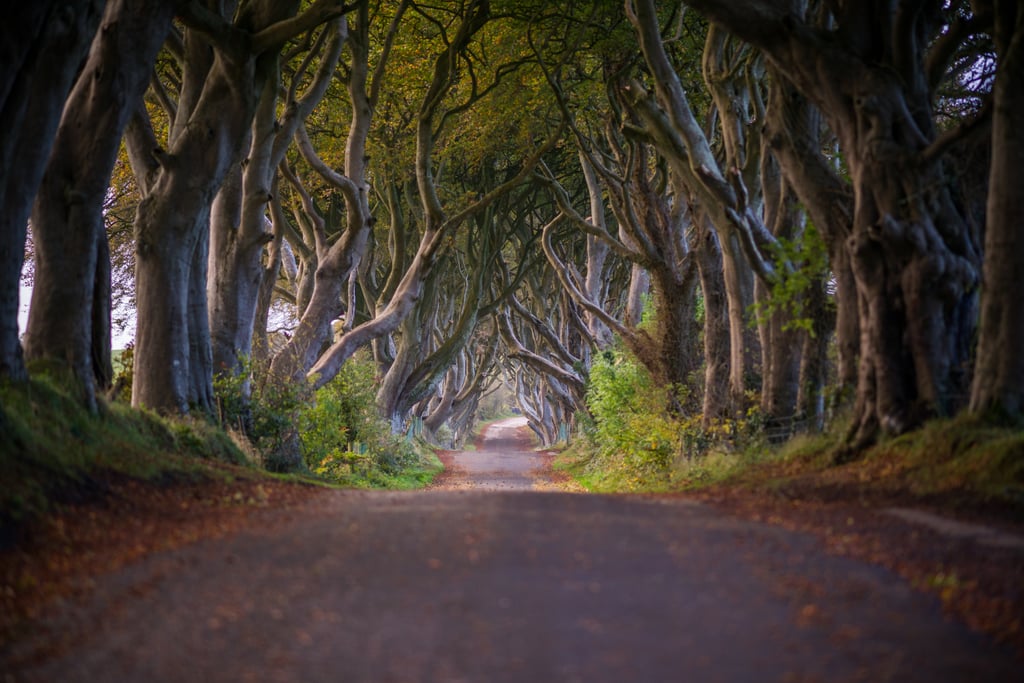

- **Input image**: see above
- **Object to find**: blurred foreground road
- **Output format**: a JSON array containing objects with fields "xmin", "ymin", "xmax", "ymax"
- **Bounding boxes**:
[{"xmin": 4, "ymin": 419, "xmax": 1020, "ymax": 682}]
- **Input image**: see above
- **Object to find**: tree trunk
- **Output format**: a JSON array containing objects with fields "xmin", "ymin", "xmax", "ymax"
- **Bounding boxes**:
[
  {"xmin": 649, "ymin": 262, "xmax": 700, "ymax": 392},
  {"xmin": 970, "ymin": 1, "xmax": 1024, "ymax": 420},
  {"xmin": 614, "ymin": 200, "xmax": 647, "ymax": 327},
  {"xmin": 695, "ymin": 216, "xmax": 731, "ymax": 425},
  {"xmin": 623, "ymin": 263, "xmax": 650, "ymax": 328},
  {"xmin": 720, "ymin": 231, "xmax": 758, "ymax": 409},
  {"xmin": 133, "ymin": 195, "xmax": 203, "ymax": 413},
  {"xmin": 0, "ymin": 1, "xmax": 103, "ymax": 382},
  {"xmin": 188, "ymin": 227, "xmax": 215, "ymax": 413},
  {"xmin": 680, "ymin": 0, "xmax": 981, "ymax": 453},
  {"xmin": 841, "ymin": 91, "xmax": 978, "ymax": 449},
  {"xmin": 269, "ymin": 10, "xmax": 377, "ymax": 383},
  {"xmin": 797, "ymin": 275, "xmax": 832, "ymax": 431},
  {"xmin": 763, "ymin": 66, "xmax": 857, "ymax": 403},
  {"xmin": 91, "ymin": 233, "xmax": 113, "ymax": 391},
  {"xmin": 756, "ymin": 178, "xmax": 801, "ymax": 429},
  {"xmin": 208, "ymin": 158, "xmax": 248, "ymax": 376},
  {"xmin": 25, "ymin": 0, "xmax": 176, "ymax": 409},
  {"xmin": 377, "ymin": 308, "xmax": 429, "ymax": 430},
  {"xmin": 579, "ymin": 152, "xmax": 613, "ymax": 348},
  {"xmin": 131, "ymin": 0, "xmax": 308, "ymax": 413},
  {"xmin": 253, "ymin": 184, "xmax": 287, "ymax": 361},
  {"xmin": 210, "ymin": 17, "xmax": 345, "ymax": 382}
]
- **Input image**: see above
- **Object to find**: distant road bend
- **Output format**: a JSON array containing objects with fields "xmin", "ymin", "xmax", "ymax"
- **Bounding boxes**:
[{"xmin": 4, "ymin": 418, "xmax": 1021, "ymax": 682}]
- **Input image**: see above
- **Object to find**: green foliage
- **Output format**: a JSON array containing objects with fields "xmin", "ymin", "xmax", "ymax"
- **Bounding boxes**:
[
  {"xmin": 752, "ymin": 220, "xmax": 831, "ymax": 336},
  {"xmin": 213, "ymin": 354, "xmax": 441, "ymax": 488},
  {"xmin": 298, "ymin": 353, "xmax": 441, "ymax": 488},
  {"xmin": 638, "ymin": 292, "xmax": 658, "ymax": 333},
  {"xmin": 568, "ymin": 349, "xmax": 681, "ymax": 490},
  {"xmin": 212, "ymin": 357, "xmax": 311, "ymax": 467},
  {"xmin": 557, "ymin": 348, "xmax": 767, "ymax": 493},
  {"xmin": 109, "ymin": 343, "xmax": 134, "ymax": 403}
]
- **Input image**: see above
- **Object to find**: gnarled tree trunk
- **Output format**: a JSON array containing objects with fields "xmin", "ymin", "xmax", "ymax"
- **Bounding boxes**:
[
  {"xmin": 763, "ymin": 65, "xmax": 857, "ymax": 404},
  {"xmin": 682, "ymin": 0, "xmax": 981, "ymax": 453},
  {"xmin": 26, "ymin": 0, "xmax": 177, "ymax": 410},
  {"xmin": 695, "ymin": 214, "xmax": 731, "ymax": 425},
  {"xmin": 209, "ymin": 17, "xmax": 345, "ymax": 382},
  {"xmin": 0, "ymin": 1, "xmax": 103, "ymax": 382},
  {"xmin": 970, "ymin": 1, "xmax": 1024, "ymax": 420},
  {"xmin": 130, "ymin": 0, "xmax": 325, "ymax": 414}
]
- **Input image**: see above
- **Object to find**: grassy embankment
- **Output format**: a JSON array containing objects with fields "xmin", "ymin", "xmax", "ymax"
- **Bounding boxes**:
[
  {"xmin": 555, "ymin": 414, "xmax": 1024, "ymax": 513},
  {"xmin": 0, "ymin": 374, "xmax": 441, "ymax": 542}
]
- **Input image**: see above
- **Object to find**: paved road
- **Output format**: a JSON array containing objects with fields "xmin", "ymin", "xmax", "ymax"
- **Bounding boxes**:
[
  {"xmin": 434, "ymin": 417, "xmax": 562, "ymax": 491},
  {"xmin": 4, "ymin": 420, "xmax": 1021, "ymax": 682}
]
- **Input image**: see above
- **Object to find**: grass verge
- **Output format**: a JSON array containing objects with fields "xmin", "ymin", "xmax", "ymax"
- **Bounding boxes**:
[
  {"xmin": 1, "ymin": 375, "xmax": 261, "ymax": 542},
  {"xmin": 0, "ymin": 375, "xmax": 442, "ymax": 547},
  {"xmin": 701, "ymin": 414, "xmax": 1024, "ymax": 513},
  {"xmin": 556, "ymin": 413, "xmax": 1024, "ymax": 515}
]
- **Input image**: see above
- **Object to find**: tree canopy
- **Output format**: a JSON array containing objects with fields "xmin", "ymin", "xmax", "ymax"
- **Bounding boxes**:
[{"xmin": 4, "ymin": 0, "xmax": 1022, "ymax": 471}]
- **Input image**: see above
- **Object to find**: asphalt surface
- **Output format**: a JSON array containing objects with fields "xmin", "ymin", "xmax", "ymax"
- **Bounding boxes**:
[
  {"xmin": 4, "ymin": 418, "xmax": 1021, "ymax": 682},
  {"xmin": 433, "ymin": 417, "xmax": 564, "ymax": 491}
]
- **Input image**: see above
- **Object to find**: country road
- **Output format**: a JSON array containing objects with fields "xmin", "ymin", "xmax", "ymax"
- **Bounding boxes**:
[
  {"xmin": 430, "ymin": 416, "xmax": 572, "ymax": 491},
  {"xmin": 3, "ymin": 418, "xmax": 1021, "ymax": 682}
]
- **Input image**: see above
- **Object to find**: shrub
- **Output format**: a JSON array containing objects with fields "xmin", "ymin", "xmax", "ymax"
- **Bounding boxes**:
[
  {"xmin": 578, "ymin": 350, "xmax": 682, "ymax": 488},
  {"xmin": 213, "ymin": 357, "xmax": 308, "ymax": 466},
  {"xmin": 566, "ymin": 349, "xmax": 762, "ymax": 492},
  {"xmin": 298, "ymin": 352, "xmax": 426, "ymax": 487}
]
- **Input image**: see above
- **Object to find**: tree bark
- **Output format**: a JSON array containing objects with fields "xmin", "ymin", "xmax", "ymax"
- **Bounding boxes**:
[
  {"xmin": 579, "ymin": 152, "xmax": 613, "ymax": 348},
  {"xmin": 695, "ymin": 215, "xmax": 731, "ymax": 425},
  {"xmin": 377, "ymin": 227, "xmax": 496, "ymax": 430},
  {"xmin": 25, "ymin": 0, "xmax": 177, "ymax": 409},
  {"xmin": 209, "ymin": 17, "xmax": 345, "ymax": 382},
  {"xmin": 681, "ymin": 0, "xmax": 981, "ymax": 452},
  {"xmin": 0, "ymin": 1, "xmax": 103, "ymax": 382},
  {"xmin": 253, "ymin": 181, "xmax": 287, "ymax": 360},
  {"xmin": 130, "ymin": 0, "xmax": 315, "ymax": 414},
  {"xmin": 627, "ymin": 0, "xmax": 775, "ymax": 413},
  {"xmin": 797, "ymin": 274, "xmax": 832, "ymax": 430},
  {"xmin": 756, "ymin": 178, "xmax": 801, "ymax": 427},
  {"xmin": 970, "ymin": 1, "xmax": 1024, "ymax": 420},
  {"xmin": 269, "ymin": 5, "xmax": 395, "ymax": 382},
  {"xmin": 763, "ymin": 67, "xmax": 857, "ymax": 402}
]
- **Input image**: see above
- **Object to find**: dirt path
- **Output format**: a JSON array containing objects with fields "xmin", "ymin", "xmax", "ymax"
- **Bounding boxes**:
[{"xmin": 3, "ymin": 423, "xmax": 1022, "ymax": 681}]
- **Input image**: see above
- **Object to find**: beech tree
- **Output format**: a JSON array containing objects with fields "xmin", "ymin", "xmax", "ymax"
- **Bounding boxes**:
[
  {"xmin": 266, "ymin": 0, "xmax": 409, "ymax": 383},
  {"xmin": 674, "ymin": 0, "xmax": 987, "ymax": 453},
  {"xmin": 296, "ymin": 0, "xmax": 562, "ymax": 389},
  {"xmin": 207, "ymin": 14, "xmax": 347, "ymax": 386},
  {"xmin": 539, "ymin": 2, "xmax": 805, "ymax": 427},
  {"xmin": 0, "ymin": 1, "xmax": 104, "ymax": 381},
  {"xmin": 970, "ymin": 0, "xmax": 1024, "ymax": 420},
  {"xmin": 25, "ymin": 0, "xmax": 181, "ymax": 411},
  {"xmin": 762, "ymin": 63, "xmax": 857, "ymax": 406},
  {"xmin": 375, "ymin": 190, "xmax": 533, "ymax": 432},
  {"xmin": 10, "ymin": 0, "xmax": 1016, "ymax": 468},
  {"xmin": 419, "ymin": 327, "xmax": 501, "ymax": 446},
  {"xmin": 126, "ymin": 0, "xmax": 354, "ymax": 414}
]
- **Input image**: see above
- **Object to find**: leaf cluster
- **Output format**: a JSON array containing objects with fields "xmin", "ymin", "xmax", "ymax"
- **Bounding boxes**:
[
  {"xmin": 751, "ymin": 220, "xmax": 831, "ymax": 337},
  {"xmin": 300, "ymin": 351, "xmax": 431, "ymax": 487}
]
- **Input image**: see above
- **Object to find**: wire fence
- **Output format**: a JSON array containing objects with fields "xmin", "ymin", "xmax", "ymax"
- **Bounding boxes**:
[{"xmin": 759, "ymin": 413, "xmax": 818, "ymax": 444}]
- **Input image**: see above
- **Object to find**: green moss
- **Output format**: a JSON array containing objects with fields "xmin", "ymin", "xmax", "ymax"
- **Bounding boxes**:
[
  {"xmin": 680, "ymin": 413, "xmax": 1024, "ymax": 511},
  {"xmin": 861, "ymin": 415, "xmax": 1024, "ymax": 502},
  {"xmin": 0, "ymin": 376, "xmax": 250, "ymax": 535}
]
